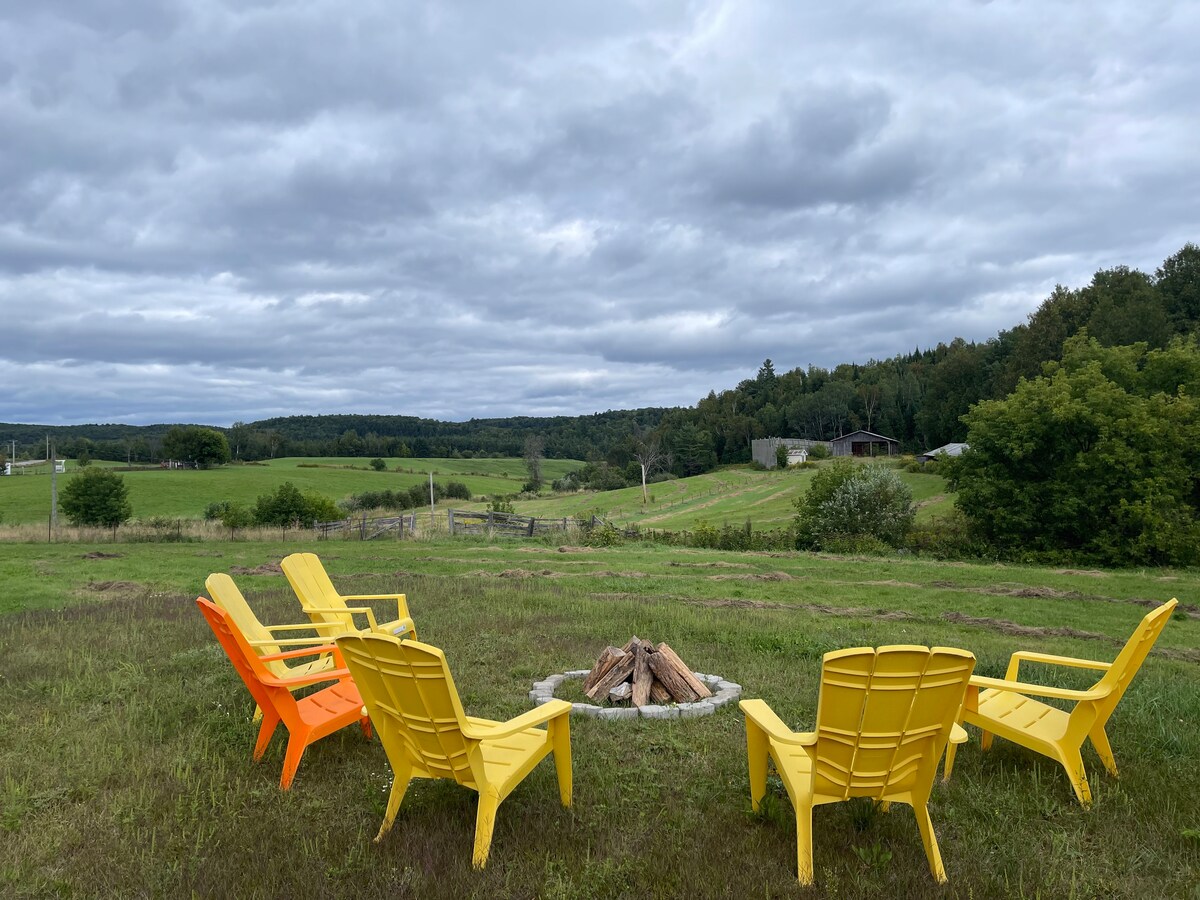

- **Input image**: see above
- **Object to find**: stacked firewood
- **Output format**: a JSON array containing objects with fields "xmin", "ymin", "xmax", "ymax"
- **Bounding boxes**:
[{"xmin": 582, "ymin": 636, "xmax": 713, "ymax": 707}]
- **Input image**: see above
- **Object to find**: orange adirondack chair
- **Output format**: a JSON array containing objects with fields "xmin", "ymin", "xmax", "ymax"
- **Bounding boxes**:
[
  {"xmin": 741, "ymin": 646, "xmax": 975, "ymax": 885},
  {"xmin": 335, "ymin": 631, "xmax": 572, "ymax": 868},
  {"xmin": 944, "ymin": 598, "xmax": 1177, "ymax": 806},
  {"xmin": 196, "ymin": 597, "xmax": 372, "ymax": 789}
]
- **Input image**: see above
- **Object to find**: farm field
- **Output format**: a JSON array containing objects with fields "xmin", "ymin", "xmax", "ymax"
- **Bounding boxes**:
[
  {"xmin": 1, "ymin": 536, "xmax": 1197, "ymax": 897},
  {"xmin": 512, "ymin": 465, "xmax": 952, "ymax": 532},
  {"xmin": 0, "ymin": 456, "xmax": 583, "ymax": 525}
]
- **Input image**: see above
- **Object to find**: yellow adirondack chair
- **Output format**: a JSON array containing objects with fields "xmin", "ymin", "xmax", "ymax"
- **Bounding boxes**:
[
  {"xmin": 334, "ymin": 632, "xmax": 572, "ymax": 868},
  {"xmin": 943, "ymin": 598, "xmax": 1177, "ymax": 807},
  {"xmin": 741, "ymin": 646, "xmax": 975, "ymax": 885},
  {"xmin": 206, "ymin": 572, "xmax": 338, "ymax": 721},
  {"xmin": 281, "ymin": 551, "xmax": 417, "ymax": 638}
]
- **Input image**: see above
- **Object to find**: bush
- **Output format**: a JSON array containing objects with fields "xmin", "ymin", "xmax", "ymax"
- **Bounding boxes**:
[
  {"xmin": 488, "ymin": 496, "xmax": 515, "ymax": 514},
  {"xmin": 252, "ymin": 482, "xmax": 340, "ymax": 527},
  {"xmin": 370, "ymin": 458, "xmax": 387, "ymax": 471},
  {"xmin": 59, "ymin": 468, "xmax": 132, "ymax": 531},
  {"xmin": 904, "ymin": 509, "xmax": 993, "ymax": 560},
  {"xmin": 775, "ymin": 445, "xmax": 789, "ymax": 469},
  {"xmin": 806, "ymin": 444, "xmax": 831, "ymax": 460},
  {"xmin": 794, "ymin": 461, "xmax": 914, "ymax": 549},
  {"xmin": 219, "ymin": 502, "xmax": 255, "ymax": 538},
  {"xmin": 204, "ymin": 500, "xmax": 232, "ymax": 520},
  {"xmin": 443, "ymin": 481, "xmax": 471, "ymax": 501}
]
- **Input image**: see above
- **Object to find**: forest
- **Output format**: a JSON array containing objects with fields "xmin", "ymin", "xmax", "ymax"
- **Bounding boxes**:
[{"xmin": 3, "ymin": 243, "xmax": 1197, "ymax": 478}]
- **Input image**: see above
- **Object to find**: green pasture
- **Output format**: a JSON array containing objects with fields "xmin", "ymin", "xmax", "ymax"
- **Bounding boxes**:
[
  {"xmin": 513, "ymin": 465, "xmax": 951, "ymax": 531},
  {"xmin": 1, "ymin": 537, "xmax": 1197, "ymax": 897},
  {"xmin": 0, "ymin": 456, "xmax": 583, "ymax": 525}
]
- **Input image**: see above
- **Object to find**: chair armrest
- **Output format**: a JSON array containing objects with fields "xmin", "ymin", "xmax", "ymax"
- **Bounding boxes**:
[
  {"xmin": 950, "ymin": 723, "xmax": 968, "ymax": 744},
  {"xmin": 373, "ymin": 617, "xmax": 416, "ymax": 638},
  {"xmin": 342, "ymin": 594, "xmax": 412, "ymax": 620},
  {"xmin": 247, "ymin": 636, "xmax": 338, "ymax": 648},
  {"xmin": 301, "ymin": 604, "xmax": 380, "ymax": 631},
  {"xmin": 1006, "ymin": 650, "xmax": 1112, "ymax": 681},
  {"xmin": 259, "ymin": 666, "xmax": 353, "ymax": 688},
  {"xmin": 461, "ymin": 700, "xmax": 571, "ymax": 740},
  {"xmin": 970, "ymin": 675, "xmax": 1111, "ymax": 703},
  {"xmin": 259, "ymin": 643, "xmax": 340, "ymax": 662},
  {"xmin": 739, "ymin": 699, "xmax": 816, "ymax": 746},
  {"xmin": 262, "ymin": 622, "xmax": 330, "ymax": 634}
]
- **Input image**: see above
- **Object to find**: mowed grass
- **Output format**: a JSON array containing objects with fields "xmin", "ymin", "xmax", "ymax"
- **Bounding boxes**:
[
  {"xmin": 0, "ymin": 456, "xmax": 583, "ymax": 525},
  {"xmin": 513, "ymin": 465, "xmax": 951, "ymax": 531},
  {"xmin": 1, "ymin": 537, "xmax": 1198, "ymax": 898}
]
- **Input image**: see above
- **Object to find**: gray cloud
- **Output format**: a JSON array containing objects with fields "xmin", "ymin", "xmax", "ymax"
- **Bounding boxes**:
[{"xmin": 0, "ymin": 0, "xmax": 1197, "ymax": 426}]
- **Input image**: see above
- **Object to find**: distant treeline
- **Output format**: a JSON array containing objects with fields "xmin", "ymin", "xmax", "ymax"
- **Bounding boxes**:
[{"xmin": 4, "ymin": 244, "xmax": 1197, "ymax": 477}]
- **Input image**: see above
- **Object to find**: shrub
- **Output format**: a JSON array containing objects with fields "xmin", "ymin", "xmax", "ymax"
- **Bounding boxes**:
[
  {"xmin": 369, "ymin": 458, "xmax": 386, "ymax": 471},
  {"xmin": 795, "ymin": 462, "xmax": 914, "ymax": 549},
  {"xmin": 59, "ymin": 468, "xmax": 132, "ymax": 532},
  {"xmin": 252, "ymin": 482, "xmax": 340, "ymax": 527},
  {"xmin": 219, "ymin": 502, "xmax": 255, "ymax": 538},
  {"xmin": 775, "ymin": 445, "xmax": 789, "ymax": 469},
  {"xmin": 806, "ymin": 443, "xmax": 831, "ymax": 460},
  {"xmin": 204, "ymin": 500, "xmax": 232, "ymax": 520},
  {"xmin": 443, "ymin": 481, "xmax": 471, "ymax": 501},
  {"xmin": 488, "ymin": 496, "xmax": 515, "ymax": 514}
]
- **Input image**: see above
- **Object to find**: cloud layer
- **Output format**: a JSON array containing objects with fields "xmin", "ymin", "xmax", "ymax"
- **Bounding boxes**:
[{"xmin": 2, "ymin": 1, "xmax": 1198, "ymax": 425}]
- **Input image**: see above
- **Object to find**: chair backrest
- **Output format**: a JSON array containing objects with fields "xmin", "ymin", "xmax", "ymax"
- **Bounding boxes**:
[
  {"xmin": 335, "ymin": 633, "xmax": 477, "ymax": 789},
  {"xmin": 206, "ymin": 573, "xmax": 283, "ymax": 659},
  {"xmin": 1091, "ymin": 598, "xmax": 1177, "ymax": 720},
  {"xmin": 281, "ymin": 552, "xmax": 352, "ymax": 631},
  {"xmin": 196, "ymin": 597, "xmax": 291, "ymax": 716},
  {"xmin": 812, "ymin": 645, "xmax": 975, "ymax": 801}
]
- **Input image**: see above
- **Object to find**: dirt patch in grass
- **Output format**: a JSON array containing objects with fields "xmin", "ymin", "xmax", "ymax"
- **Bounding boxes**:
[
  {"xmin": 707, "ymin": 572, "xmax": 793, "ymax": 582},
  {"xmin": 82, "ymin": 552, "xmax": 123, "ymax": 560},
  {"xmin": 942, "ymin": 611, "xmax": 1107, "ymax": 641},
  {"xmin": 229, "ymin": 562, "xmax": 282, "ymax": 575},
  {"xmin": 983, "ymin": 583, "xmax": 1083, "ymax": 599},
  {"xmin": 592, "ymin": 570, "xmax": 650, "ymax": 578},
  {"xmin": 1055, "ymin": 569, "xmax": 1108, "ymax": 577},
  {"xmin": 668, "ymin": 561, "xmax": 753, "ymax": 569},
  {"xmin": 695, "ymin": 597, "xmax": 913, "ymax": 620},
  {"xmin": 86, "ymin": 580, "xmax": 143, "ymax": 592},
  {"xmin": 915, "ymin": 494, "xmax": 946, "ymax": 509},
  {"xmin": 860, "ymin": 579, "xmax": 922, "ymax": 588},
  {"xmin": 556, "ymin": 546, "xmax": 591, "ymax": 553},
  {"xmin": 464, "ymin": 568, "xmax": 566, "ymax": 578}
]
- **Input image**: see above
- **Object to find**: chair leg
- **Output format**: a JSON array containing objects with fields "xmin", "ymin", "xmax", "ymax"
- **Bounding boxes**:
[
  {"xmin": 745, "ymin": 720, "xmax": 769, "ymax": 813},
  {"xmin": 1058, "ymin": 749, "xmax": 1092, "ymax": 807},
  {"xmin": 473, "ymin": 787, "xmax": 502, "ymax": 869},
  {"xmin": 279, "ymin": 731, "xmax": 309, "ymax": 790},
  {"xmin": 1089, "ymin": 726, "xmax": 1118, "ymax": 778},
  {"xmin": 550, "ymin": 717, "xmax": 573, "ymax": 807},
  {"xmin": 253, "ymin": 708, "xmax": 281, "ymax": 761},
  {"xmin": 795, "ymin": 798, "xmax": 815, "ymax": 886},
  {"xmin": 252, "ymin": 704, "xmax": 264, "ymax": 723},
  {"xmin": 943, "ymin": 738, "xmax": 958, "ymax": 781},
  {"xmin": 914, "ymin": 802, "xmax": 947, "ymax": 883},
  {"xmin": 359, "ymin": 715, "xmax": 373, "ymax": 741},
  {"xmin": 980, "ymin": 730, "xmax": 993, "ymax": 752},
  {"xmin": 374, "ymin": 761, "xmax": 413, "ymax": 843}
]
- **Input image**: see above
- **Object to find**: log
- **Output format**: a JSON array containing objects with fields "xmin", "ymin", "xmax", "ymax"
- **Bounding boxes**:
[
  {"xmin": 586, "ymin": 652, "xmax": 637, "ymax": 700},
  {"xmin": 646, "ymin": 651, "xmax": 699, "ymax": 703},
  {"xmin": 632, "ymin": 644, "xmax": 653, "ymax": 707},
  {"xmin": 649, "ymin": 680, "xmax": 671, "ymax": 704},
  {"xmin": 621, "ymin": 635, "xmax": 642, "ymax": 654},
  {"xmin": 583, "ymin": 646, "xmax": 626, "ymax": 693},
  {"xmin": 656, "ymin": 643, "xmax": 713, "ymax": 699}
]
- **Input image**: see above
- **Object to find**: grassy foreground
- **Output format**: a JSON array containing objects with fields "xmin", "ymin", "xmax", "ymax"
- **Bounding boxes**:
[{"xmin": 1, "ymin": 538, "xmax": 1197, "ymax": 898}]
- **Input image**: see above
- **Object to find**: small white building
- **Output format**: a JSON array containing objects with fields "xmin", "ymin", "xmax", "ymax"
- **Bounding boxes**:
[{"xmin": 919, "ymin": 442, "xmax": 969, "ymax": 463}]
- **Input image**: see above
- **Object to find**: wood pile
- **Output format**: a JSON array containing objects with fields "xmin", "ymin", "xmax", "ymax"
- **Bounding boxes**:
[{"xmin": 583, "ymin": 637, "xmax": 713, "ymax": 707}]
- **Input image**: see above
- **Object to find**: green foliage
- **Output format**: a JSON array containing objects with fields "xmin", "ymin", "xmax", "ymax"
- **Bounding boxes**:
[
  {"xmin": 58, "ymin": 468, "xmax": 132, "ymax": 530},
  {"xmin": 75, "ymin": 448, "xmax": 91, "ymax": 468},
  {"xmin": 774, "ymin": 445, "xmax": 789, "ymax": 469},
  {"xmin": 488, "ymin": 496, "xmax": 515, "ymax": 514},
  {"xmin": 162, "ymin": 426, "xmax": 231, "ymax": 469},
  {"xmin": 369, "ymin": 457, "xmax": 386, "ymax": 471},
  {"xmin": 218, "ymin": 503, "xmax": 254, "ymax": 536},
  {"xmin": 794, "ymin": 461, "xmax": 915, "ymax": 549},
  {"xmin": 443, "ymin": 481, "xmax": 471, "ymax": 501},
  {"xmin": 952, "ymin": 335, "xmax": 1200, "ymax": 566},
  {"xmin": 251, "ymin": 481, "xmax": 339, "ymax": 527},
  {"xmin": 805, "ymin": 443, "xmax": 830, "ymax": 460}
]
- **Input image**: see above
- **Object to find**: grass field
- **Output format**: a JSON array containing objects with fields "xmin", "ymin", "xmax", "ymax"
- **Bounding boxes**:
[
  {"xmin": 508, "ymin": 465, "xmax": 951, "ymax": 532},
  {"xmin": 1, "ymin": 536, "xmax": 1197, "ymax": 897},
  {"xmin": 0, "ymin": 457, "xmax": 583, "ymax": 526}
]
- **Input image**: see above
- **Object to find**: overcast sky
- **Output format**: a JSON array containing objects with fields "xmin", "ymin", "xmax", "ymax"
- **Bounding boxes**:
[{"xmin": 1, "ymin": 1, "xmax": 1197, "ymax": 427}]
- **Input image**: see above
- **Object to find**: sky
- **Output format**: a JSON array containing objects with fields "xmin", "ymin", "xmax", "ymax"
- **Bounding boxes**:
[{"xmin": 1, "ymin": 1, "xmax": 1198, "ymax": 427}]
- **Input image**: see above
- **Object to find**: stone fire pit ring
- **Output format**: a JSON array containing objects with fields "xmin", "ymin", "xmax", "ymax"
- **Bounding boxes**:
[{"xmin": 529, "ymin": 670, "xmax": 742, "ymax": 720}]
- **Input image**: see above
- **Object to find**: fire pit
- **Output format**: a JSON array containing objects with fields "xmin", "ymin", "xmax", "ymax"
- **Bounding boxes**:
[{"xmin": 529, "ymin": 636, "xmax": 742, "ymax": 720}]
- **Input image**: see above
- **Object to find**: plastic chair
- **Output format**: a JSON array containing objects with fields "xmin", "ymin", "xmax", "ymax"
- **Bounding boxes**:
[
  {"xmin": 206, "ymin": 572, "xmax": 337, "ymax": 700},
  {"xmin": 335, "ymin": 632, "xmax": 572, "ymax": 868},
  {"xmin": 282, "ymin": 551, "xmax": 417, "ymax": 637},
  {"xmin": 740, "ymin": 646, "xmax": 975, "ymax": 885},
  {"xmin": 196, "ymin": 597, "xmax": 372, "ymax": 789},
  {"xmin": 944, "ymin": 598, "xmax": 1177, "ymax": 806}
]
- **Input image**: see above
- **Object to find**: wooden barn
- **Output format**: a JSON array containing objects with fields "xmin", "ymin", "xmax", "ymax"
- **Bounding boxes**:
[{"xmin": 831, "ymin": 430, "xmax": 899, "ymax": 457}]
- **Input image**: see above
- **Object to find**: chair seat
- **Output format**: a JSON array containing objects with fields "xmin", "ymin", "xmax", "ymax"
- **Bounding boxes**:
[
  {"xmin": 973, "ymin": 688, "xmax": 1069, "ymax": 745},
  {"xmin": 298, "ymin": 681, "xmax": 366, "ymax": 726},
  {"xmin": 467, "ymin": 716, "xmax": 554, "ymax": 788}
]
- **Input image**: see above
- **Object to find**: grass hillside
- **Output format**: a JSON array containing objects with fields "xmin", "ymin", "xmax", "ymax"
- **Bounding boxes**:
[
  {"xmin": 0, "ymin": 537, "xmax": 1196, "ymax": 897},
  {"xmin": 0, "ymin": 457, "xmax": 582, "ymax": 525},
  {"xmin": 511, "ymin": 465, "xmax": 952, "ymax": 532}
]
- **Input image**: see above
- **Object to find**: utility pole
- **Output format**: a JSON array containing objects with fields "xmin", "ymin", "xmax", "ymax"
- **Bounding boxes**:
[{"xmin": 49, "ymin": 441, "xmax": 58, "ymax": 540}]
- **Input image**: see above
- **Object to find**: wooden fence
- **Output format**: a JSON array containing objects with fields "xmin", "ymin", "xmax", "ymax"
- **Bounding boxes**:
[
  {"xmin": 314, "ymin": 514, "xmax": 416, "ymax": 540},
  {"xmin": 446, "ymin": 509, "xmax": 571, "ymax": 537}
]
